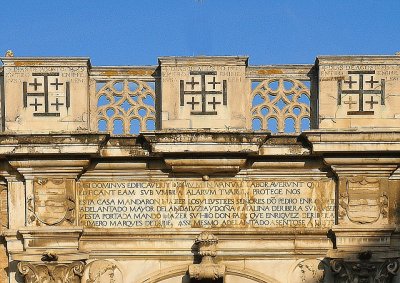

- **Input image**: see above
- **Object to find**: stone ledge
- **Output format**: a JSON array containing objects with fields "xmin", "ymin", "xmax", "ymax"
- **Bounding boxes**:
[
  {"xmin": 0, "ymin": 133, "xmax": 108, "ymax": 156},
  {"xmin": 141, "ymin": 130, "xmax": 269, "ymax": 154},
  {"xmin": 303, "ymin": 131, "xmax": 400, "ymax": 153}
]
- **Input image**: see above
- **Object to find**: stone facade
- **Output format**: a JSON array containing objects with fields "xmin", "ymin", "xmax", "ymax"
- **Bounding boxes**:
[{"xmin": 0, "ymin": 53, "xmax": 400, "ymax": 283}]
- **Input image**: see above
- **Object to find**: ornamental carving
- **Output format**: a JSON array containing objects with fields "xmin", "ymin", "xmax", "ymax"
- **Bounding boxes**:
[
  {"xmin": 82, "ymin": 259, "xmax": 123, "ymax": 283},
  {"xmin": 96, "ymin": 79, "xmax": 156, "ymax": 135},
  {"xmin": 18, "ymin": 261, "xmax": 85, "ymax": 283},
  {"xmin": 289, "ymin": 258, "xmax": 328, "ymax": 283},
  {"xmin": 330, "ymin": 257, "xmax": 399, "ymax": 283},
  {"xmin": 188, "ymin": 232, "xmax": 226, "ymax": 280},
  {"xmin": 251, "ymin": 78, "xmax": 310, "ymax": 133},
  {"xmin": 27, "ymin": 178, "xmax": 75, "ymax": 226},
  {"xmin": 339, "ymin": 177, "xmax": 388, "ymax": 224}
]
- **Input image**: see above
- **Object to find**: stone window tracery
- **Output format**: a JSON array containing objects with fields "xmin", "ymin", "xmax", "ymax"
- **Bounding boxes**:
[
  {"xmin": 95, "ymin": 79, "xmax": 156, "ymax": 135},
  {"xmin": 251, "ymin": 78, "xmax": 310, "ymax": 133}
]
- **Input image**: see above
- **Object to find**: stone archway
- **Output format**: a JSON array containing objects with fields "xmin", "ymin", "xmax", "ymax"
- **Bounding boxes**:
[{"xmin": 137, "ymin": 264, "xmax": 280, "ymax": 283}]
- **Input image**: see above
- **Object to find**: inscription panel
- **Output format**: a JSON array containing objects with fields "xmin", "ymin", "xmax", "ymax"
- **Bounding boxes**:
[{"xmin": 77, "ymin": 179, "xmax": 335, "ymax": 229}]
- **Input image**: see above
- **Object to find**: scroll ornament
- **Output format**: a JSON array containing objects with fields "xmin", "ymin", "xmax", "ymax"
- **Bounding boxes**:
[
  {"xmin": 17, "ymin": 259, "xmax": 84, "ymax": 283},
  {"xmin": 330, "ymin": 256, "xmax": 399, "ymax": 283}
]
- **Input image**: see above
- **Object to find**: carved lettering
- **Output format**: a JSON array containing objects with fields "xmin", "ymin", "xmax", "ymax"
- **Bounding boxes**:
[{"xmin": 77, "ymin": 179, "xmax": 335, "ymax": 229}]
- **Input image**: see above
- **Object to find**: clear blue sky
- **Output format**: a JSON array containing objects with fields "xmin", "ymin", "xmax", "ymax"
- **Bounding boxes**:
[{"xmin": 1, "ymin": 0, "xmax": 400, "ymax": 66}]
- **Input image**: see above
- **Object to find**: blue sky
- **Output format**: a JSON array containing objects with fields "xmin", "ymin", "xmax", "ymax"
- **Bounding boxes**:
[{"xmin": 1, "ymin": 0, "xmax": 400, "ymax": 66}]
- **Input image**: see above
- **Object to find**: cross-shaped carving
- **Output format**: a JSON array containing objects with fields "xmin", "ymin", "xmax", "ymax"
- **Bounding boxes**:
[
  {"xmin": 50, "ymin": 78, "xmax": 63, "ymax": 90},
  {"xmin": 208, "ymin": 96, "xmax": 221, "ymax": 110},
  {"xmin": 343, "ymin": 96, "xmax": 357, "ymax": 109},
  {"xmin": 338, "ymin": 71, "xmax": 385, "ymax": 115},
  {"xmin": 23, "ymin": 73, "xmax": 70, "ymax": 117},
  {"xmin": 187, "ymin": 96, "xmax": 199, "ymax": 110},
  {"xmin": 180, "ymin": 71, "xmax": 227, "ymax": 115},
  {"xmin": 51, "ymin": 98, "xmax": 64, "ymax": 111},
  {"xmin": 344, "ymin": 76, "xmax": 357, "ymax": 89},
  {"xmin": 29, "ymin": 78, "xmax": 42, "ymax": 91},
  {"xmin": 186, "ymin": 77, "xmax": 199, "ymax": 90},
  {"xmin": 366, "ymin": 76, "xmax": 379, "ymax": 88},
  {"xmin": 208, "ymin": 77, "xmax": 220, "ymax": 90},
  {"xmin": 30, "ymin": 98, "xmax": 42, "ymax": 111},
  {"xmin": 365, "ymin": 96, "xmax": 378, "ymax": 109}
]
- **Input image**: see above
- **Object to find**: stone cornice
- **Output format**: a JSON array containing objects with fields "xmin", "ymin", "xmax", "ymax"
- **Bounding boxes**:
[
  {"xmin": 0, "ymin": 57, "xmax": 91, "ymax": 67},
  {"xmin": 0, "ymin": 133, "xmax": 108, "ymax": 156},
  {"xmin": 246, "ymin": 64, "xmax": 314, "ymax": 80},
  {"xmin": 140, "ymin": 130, "xmax": 269, "ymax": 155},
  {"xmin": 317, "ymin": 55, "xmax": 400, "ymax": 64},
  {"xmin": 158, "ymin": 56, "xmax": 249, "ymax": 66},
  {"xmin": 90, "ymin": 66, "xmax": 159, "ymax": 79},
  {"xmin": 302, "ymin": 131, "xmax": 400, "ymax": 153}
]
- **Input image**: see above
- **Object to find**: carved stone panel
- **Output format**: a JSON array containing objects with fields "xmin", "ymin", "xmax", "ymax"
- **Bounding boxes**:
[
  {"xmin": 77, "ymin": 179, "xmax": 335, "ymax": 229},
  {"xmin": 0, "ymin": 57, "xmax": 90, "ymax": 133},
  {"xmin": 338, "ymin": 177, "xmax": 388, "ymax": 225},
  {"xmin": 28, "ymin": 178, "xmax": 75, "ymax": 226},
  {"xmin": 159, "ymin": 56, "xmax": 249, "ymax": 129},
  {"xmin": 318, "ymin": 56, "xmax": 400, "ymax": 129}
]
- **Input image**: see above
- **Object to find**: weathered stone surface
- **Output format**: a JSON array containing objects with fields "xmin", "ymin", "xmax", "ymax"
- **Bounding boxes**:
[
  {"xmin": 0, "ymin": 57, "xmax": 90, "ymax": 133},
  {"xmin": 159, "ymin": 56, "xmax": 249, "ymax": 129},
  {"xmin": 0, "ymin": 54, "xmax": 399, "ymax": 283},
  {"xmin": 77, "ymin": 179, "xmax": 334, "ymax": 229},
  {"xmin": 17, "ymin": 261, "xmax": 84, "ymax": 283},
  {"xmin": 317, "ymin": 56, "xmax": 400, "ymax": 130}
]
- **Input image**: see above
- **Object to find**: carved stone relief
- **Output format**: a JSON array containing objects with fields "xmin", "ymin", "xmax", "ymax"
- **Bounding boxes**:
[
  {"xmin": 27, "ymin": 178, "xmax": 75, "ymax": 226},
  {"xmin": 251, "ymin": 78, "xmax": 310, "ymax": 133},
  {"xmin": 82, "ymin": 259, "xmax": 123, "ymax": 283},
  {"xmin": 289, "ymin": 258, "xmax": 328, "ymax": 283},
  {"xmin": 188, "ymin": 232, "xmax": 226, "ymax": 280},
  {"xmin": 95, "ymin": 79, "xmax": 156, "ymax": 134},
  {"xmin": 18, "ymin": 261, "xmax": 85, "ymax": 283},
  {"xmin": 330, "ymin": 257, "xmax": 399, "ymax": 283},
  {"xmin": 338, "ymin": 177, "xmax": 388, "ymax": 225}
]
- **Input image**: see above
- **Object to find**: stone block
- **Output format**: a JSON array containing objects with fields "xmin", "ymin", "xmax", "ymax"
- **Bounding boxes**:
[
  {"xmin": 0, "ymin": 57, "xmax": 90, "ymax": 133},
  {"xmin": 159, "ymin": 56, "xmax": 249, "ymax": 130},
  {"xmin": 317, "ymin": 55, "xmax": 400, "ymax": 130}
]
